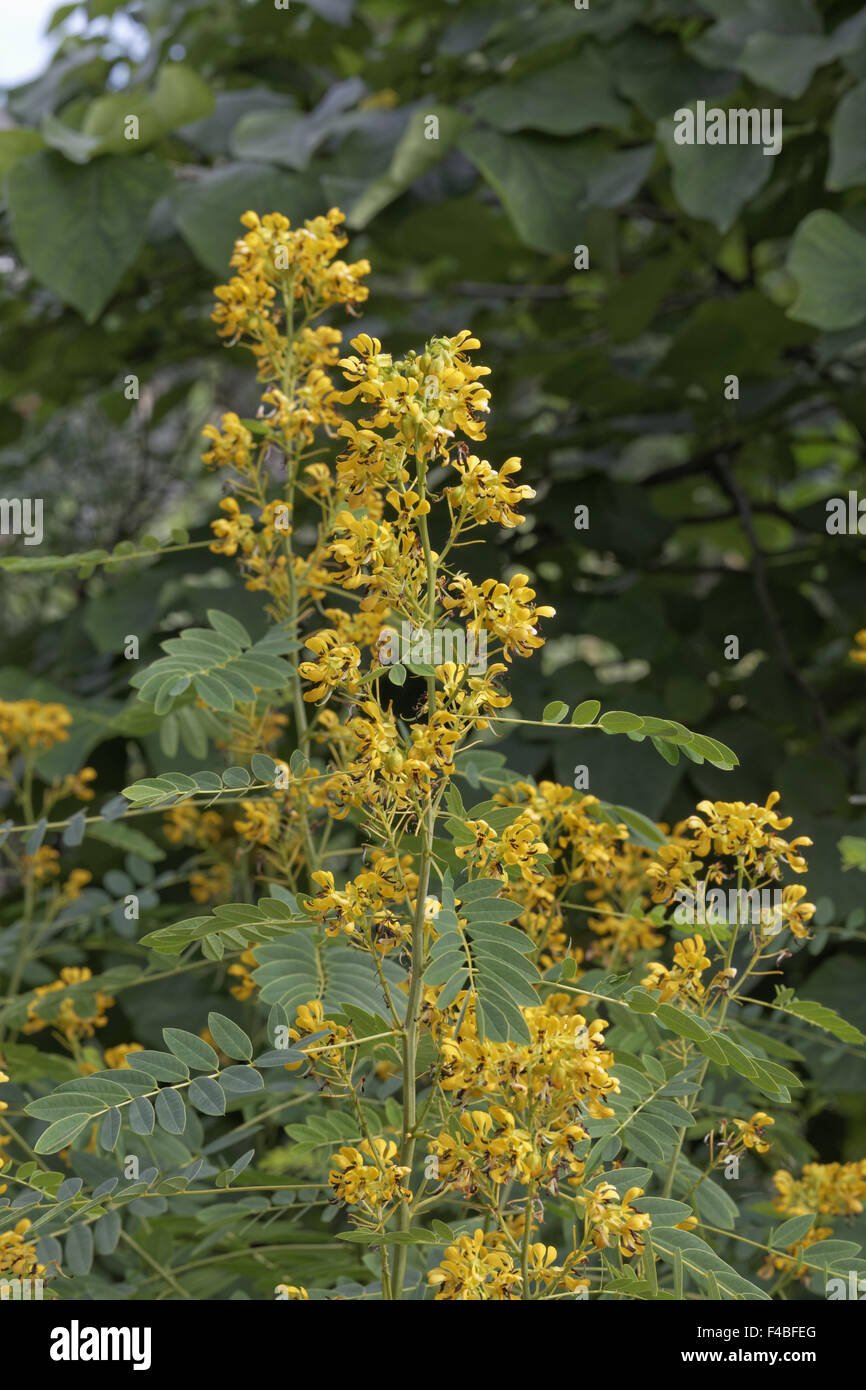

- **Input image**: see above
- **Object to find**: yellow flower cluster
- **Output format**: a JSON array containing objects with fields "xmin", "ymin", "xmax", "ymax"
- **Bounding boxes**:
[
  {"xmin": 428, "ymin": 1229, "xmax": 520, "ymax": 1300},
  {"xmin": 200, "ymin": 210, "xmax": 557, "ymax": 853},
  {"xmin": 228, "ymin": 949, "xmax": 259, "ymax": 1001},
  {"xmin": 328, "ymin": 1138, "xmax": 411, "ymax": 1212},
  {"xmin": 211, "ymin": 208, "xmax": 369, "ymax": 379},
  {"xmin": 0, "ymin": 1218, "xmax": 46, "ymax": 1280},
  {"xmin": 641, "ymin": 934, "xmax": 711, "ymax": 1006},
  {"xmin": 576, "ymin": 1182, "xmax": 652, "ymax": 1257},
  {"xmin": 163, "ymin": 805, "xmax": 224, "ymax": 848},
  {"xmin": 455, "ymin": 813, "xmax": 549, "ymax": 885},
  {"xmin": 645, "ymin": 792, "xmax": 815, "ymax": 943},
  {"xmin": 684, "ymin": 793, "xmax": 812, "ymax": 873},
  {"xmin": 190, "ymin": 863, "xmax": 233, "ymax": 904},
  {"xmin": 287, "ymin": 1000, "xmax": 351, "ymax": 1072},
  {"xmin": 772, "ymin": 1159, "xmax": 866, "ymax": 1218},
  {"xmin": 0, "ymin": 698, "xmax": 72, "ymax": 759},
  {"xmin": 759, "ymin": 1159, "xmax": 866, "ymax": 1280},
  {"xmin": 22, "ymin": 967, "xmax": 114, "ymax": 1041},
  {"xmin": 427, "ymin": 1229, "xmax": 587, "ymax": 1300},
  {"xmin": 426, "ymin": 998, "xmax": 618, "ymax": 1198},
  {"xmin": 491, "ymin": 781, "xmax": 655, "ymax": 969},
  {"xmin": 304, "ymin": 858, "xmax": 414, "ymax": 948}
]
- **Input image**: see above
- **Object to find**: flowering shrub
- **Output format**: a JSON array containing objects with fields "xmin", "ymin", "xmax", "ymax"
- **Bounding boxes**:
[{"xmin": 0, "ymin": 210, "xmax": 864, "ymax": 1303}]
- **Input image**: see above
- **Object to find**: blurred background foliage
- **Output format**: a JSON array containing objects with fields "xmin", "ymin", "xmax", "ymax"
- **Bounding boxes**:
[{"xmin": 1, "ymin": 0, "xmax": 865, "ymax": 1155}]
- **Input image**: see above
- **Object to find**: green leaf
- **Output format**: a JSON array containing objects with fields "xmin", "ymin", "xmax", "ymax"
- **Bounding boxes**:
[
  {"xmin": 207, "ymin": 1012, "xmax": 253, "ymax": 1061},
  {"xmin": 220, "ymin": 1065, "xmax": 264, "ymax": 1094},
  {"xmin": 840, "ymin": 836, "xmax": 866, "ymax": 873},
  {"xmin": 188, "ymin": 1077, "xmax": 227, "ymax": 1115},
  {"xmin": 25, "ymin": 818, "xmax": 47, "ymax": 854},
  {"xmin": 773, "ymin": 991, "xmax": 866, "ymax": 1045},
  {"xmin": 173, "ymin": 163, "xmax": 324, "ymax": 275},
  {"xmin": 0, "ymin": 128, "xmax": 45, "ymax": 176},
  {"xmin": 64, "ymin": 1224, "xmax": 94, "ymax": 1277},
  {"xmin": 231, "ymin": 80, "xmax": 362, "ymax": 171},
  {"xmin": 80, "ymin": 64, "xmax": 214, "ymax": 154},
  {"xmin": 6, "ymin": 153, "xmax": 171, "ymax": 322},
  {"xmin": 349, "ymin": 105, "xmax": 470, "ymax": 227},
  {"xmin": 162, "ymin": 1028, "xmax": 219, "ymax": 1071},
  {"xmin": 771, "ymin": 1213, "xmax": 817, "ymax": 1250},
  {"xmin": 459, "ymin": 128, "xmax": 652, "ymax": 254},
  {"xmin": 337, "ymin": 1227, "xmax": 440, "ymax": 1246},
  {"xmin": 590, "ymin": 801, "xmax": 667, "ymax": 849},
  {"xmin": 471, "ymin": 49, "xmax": 628, "ymax": 135},
  {"xmin": 651, "ymin": 736, "xmax": 679, "ymax": 766},
  {"xmin": 787, "ymin": 210, "xmax": 866, "ymax": 330},
  {"xmin": 599, "ymin": 710, "xmax": 644, "ymax": 733},
  {"xmin": 154, "ymin": 1087, "xmax": 187, "ymax": 1135},
  {"xmin": 658, "ymin": 113, "xmax": 773, "ymax": 233},
  {"xmin": 34, "ymin": 1113, "xmax": 92, "ymax": 1155},
  {"xmin": 542, "ymin": 701, "xmax": 569, "ymax": 724},
  {"xmin": 828, "ymin": 81, "xmax": 866, "ymax": 189},
  {"xmin": 131, "ymin": 613, "xmax": 296, "ymax": 718},
  {"xmin": 739, "ymin": 34, "xmax": 827, "ymax": 98},
  {"xmin": 87, "ymin": 817, "xmax": 165, "ymax": 861},
  {"xmin": 128, "ymin": 1096, "xmax": 155, "ymax": 1136},
  {"xmin": 222, "ymin": 766, "xmax": 251, "ymax": 789},
  {"xmin": 26, "ymin": 1092, "xmax": 107, "ymax": 1121},
  {"xmin": 251, "ymin": 752, "xmax": 278, "ymax": 783},
  {"xmin": 131, "ymin": 1051, "xmax": 190, "ymax": 1083},
  {"xmin": 93, "ymin": 1210, "xmax": 121, "ymax": 1256},
  {"xmin": 100, "ymin": 1107, "xmax": 121, "ymax": 1151},
  {"xmin": 654, "ymin": 1004, "xmax": 710, "ymax": 1042},
  {"xmin": 571, "ymin": 699, "xmax": 601, "ymax": 726},
  {"xmin": 62, "ymin": 810, "xmax": 87, "ymax": 848},
  {"xmin": 630, "ymin": 1197, "xmax": 693, "ymax": 1227},
  {"xmin": 142, "ymin": 897, "xmax": 306, "ymax": 957}
]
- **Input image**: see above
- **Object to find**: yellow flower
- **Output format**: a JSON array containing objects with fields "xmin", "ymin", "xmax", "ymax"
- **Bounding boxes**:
[
  {"xmin": 849, "ymin": 629, "xmax": 866, "ymax": 664},
  {"xmin": 190, "ymin": 863, "xmax": 232, "ymax": 904},
  {"xmin": 443, "ymin": 573, "xmax": 555, "ymax": 662},
  {"xmin": 202, "ymin": 411, "xmax": 255, "ymax": 471},
  {"xmin": 60, "ymin": 766, "xmax": 97, "ymax": 801},
  {"xmin": 59, "ymin": 868, "xmax": 92, "ymax": 902},
  {"xmin": 22, "ymin": 967, "xmax": 114, "ymax": 1041},
  {"xmin": 298, "ymin": 630, "xmax": 362, "ymax": 702},
  {"xmin": 0, "ymin": 698, "xmax": 72, "ymax": 754},
  {"xmin": 0, "ymin": 1218, "xmax": 46, "ymax": 1279},
  {"xmin": 103, "ymin": 1043, "xmax": 144, "ymax": 1070},
  {"xmin": 428, "ymin": 1229, "xmax": 520, "ymax": 1300},
  {"xmin": 685, "ymin": 792, "xmax": 811, "ymax": 874},
  {"xmin": 234, "ymin": 799, "xmax": 281, "ymax": 845},
  {"xmin": 328, "ymin": 1137, "xmax": 411, "ymax": 1210},
  {"xmin": 163, "ymin": 805, "xmax": 224, "ymax": 848},
  {"xmin": 641, "ymin": 934, "xmax": 711, "ymax": 1005},
  {"xmin": 578, "ymin": 1183, "xmax": 652, "ymax": 1258},
  {"xmin": 228, "ymin": 949, "xmax": 259, "ymax": 1001},
  {"xmin": 732, "ymin": 1111, "xmax": 775, "ymax": 1154}
]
